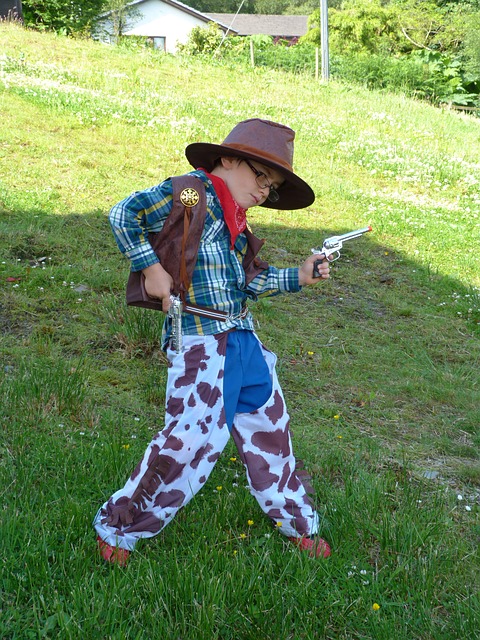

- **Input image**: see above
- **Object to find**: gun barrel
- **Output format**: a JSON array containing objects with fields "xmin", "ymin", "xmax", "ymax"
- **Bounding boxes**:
[{"xmin": 337, "ymin": 226, "xmax": 372, "ymax": 242}]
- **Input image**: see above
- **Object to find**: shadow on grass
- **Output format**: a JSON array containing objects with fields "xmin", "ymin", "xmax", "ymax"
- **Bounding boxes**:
[{"xmin": 1, "ymin": 206, "xmax": 479, "ymax": 640}]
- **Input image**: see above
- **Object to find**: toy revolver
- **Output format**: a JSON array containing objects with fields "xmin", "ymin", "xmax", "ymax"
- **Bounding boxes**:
[
  {"xmin": 311, "ymin": 226, "xmax": 372, "ymax": 277},
  {"xmin": 168, "ymin": 294, "xmax": 183, "ymax": 353}
]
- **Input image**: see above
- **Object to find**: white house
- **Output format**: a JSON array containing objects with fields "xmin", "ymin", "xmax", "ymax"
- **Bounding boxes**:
[{"xmin": 95, "ymin": 0, "xmax": 234, "ymax": 54}]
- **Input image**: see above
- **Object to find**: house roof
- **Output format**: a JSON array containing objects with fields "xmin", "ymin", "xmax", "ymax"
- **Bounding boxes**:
[
  {"xmin": 100, "ymin": 0, "xmax": 237, "ymax": 33},
  {"xmin": 204, "ymin": 14, "xmax": 309, "ymax": 37}
]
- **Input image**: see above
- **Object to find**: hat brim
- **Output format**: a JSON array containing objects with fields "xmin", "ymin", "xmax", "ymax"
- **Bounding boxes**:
[{"xmin": 185, "ymin": 142, "xmax": 315, "ymax": 210}]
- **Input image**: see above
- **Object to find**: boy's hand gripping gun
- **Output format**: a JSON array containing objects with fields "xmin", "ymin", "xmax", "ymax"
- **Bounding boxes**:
[
  {"xmin": 168, "ymin": 295, "xmax": 183, "ymax": 353},
  {"xmin": 311, "ymin": 226, "xmax": 372, "ymax": 277}
]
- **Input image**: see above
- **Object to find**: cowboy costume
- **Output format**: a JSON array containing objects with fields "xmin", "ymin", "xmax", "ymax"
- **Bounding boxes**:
[{"xmin": 94, "ymin": 119, "xmax": 331, "ymax": 564}]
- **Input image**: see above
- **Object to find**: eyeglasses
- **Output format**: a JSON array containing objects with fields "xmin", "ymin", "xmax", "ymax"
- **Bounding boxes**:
[{"xmin": 244, "ymin": 160, "xmax": 280, "ymax": 203}]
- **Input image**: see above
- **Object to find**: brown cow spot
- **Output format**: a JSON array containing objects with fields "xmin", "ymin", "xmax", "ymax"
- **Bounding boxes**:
[
  {"xmin": 251, "ymin": 428, "xmax": 290, "ymax": 456},
  {"xmin": 264, "ymin": 390, "xmax": 285, "ymax": 424},
  {"xmin": 217, "ymin": 406, "xmax": 227, "ymax": 429},
  {"xmin": 154, "ymin": 489, "xmax": 185, "ymax": 508},
  {"xmin": 102, "ymin": 496, "xmax": 134, "ymax": 527},
  {"xmin": 288, "ymin": 514, "xmax": 309, "ymax": 536},
  {"xmin": 267, "ymin": 508, "xmax": 284, "ymax": 520},
  {"xmin": 123, "ymin": 511, "xmax": 164, "ymax": 535},
  {"xmin": 175, "ymin": 344, "xmax": 210, "ymax": 388},
  {"xmin": 190, "ymin": 443, "xmax": 214, "ymax": 469},
  {"xmin": 283, "ymin": 498, "xmax": 309, "ymax": 535},
  {"xmin": 214, "ymin": 332, "xmax": 228, "ymax": 356},
  {"xmin": 197, "ymin": 381, "xmax": 222, "ymax": 408},
  {"xmin": 231, "ymin": 428, "xmax": 247, "ymax": 463},
  {"xmin": 277, "ymin": 462, "xmax": 291, "ymax": 493},
  {"xmin": 243, "ymin": 451, "xmax": 279, "ymax": 490},
  {"xmin": 287, "ymin": 472, "xmax": 301, "ymax": 493},
  {"xmin": 156, "ymin": 454, "xmax": 186, "ymax": 484},
  {"xmin": 130, "ymin": 460, "xmax": 142, "ymax": 482},
  {"xmin": 166, "ymin": 396, "xmax": 184, "ymax": 417},
  {"xmin": 164, "ymin": 435, "xmax": 184, "ymax": 451},
  {"xmin": 198, "ymin": 420, "xmax": 210, "ymax": 435},
  {"xmin": 160, "ymin": 424, "xmax": 175, "ymax": 439}
]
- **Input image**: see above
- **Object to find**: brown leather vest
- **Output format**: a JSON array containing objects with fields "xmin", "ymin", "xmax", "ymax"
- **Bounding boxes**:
[{"xmin": 126, "ymin": 174, "xmax": 269, "ymax": 311}]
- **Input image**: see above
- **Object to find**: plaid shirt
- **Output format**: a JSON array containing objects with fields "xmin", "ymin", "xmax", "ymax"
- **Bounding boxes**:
[{"xmin": 109, "ymin": 170, "xmax": 301, "ymax": 342}]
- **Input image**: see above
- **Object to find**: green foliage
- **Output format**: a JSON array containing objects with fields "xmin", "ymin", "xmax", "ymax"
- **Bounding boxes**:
[
  {"xmin": 250, "ymin": 39, "xmax": 317, "ymax": 74},
  {"xmin": 329, "ymin": 0, "xmax": 402, "ymax": 55},
  {"xmin": 177, "ymin": 22, "xmax": 228, "ymax": 55},
  {"xmin": 101, "ymin": 0, "xmax": 143, "ymax": 41},
  {"xmin": 460, "ymin": 9, "xmax": 480, "ymax": 76},
  {"xmin": 21, "ymin": 0, "xmax": 105, "ymax": 35},
  {"xmin": 331, "ymin": 48, "xmax": 480, "ymax": 106},
  {"xmin": 185, "ymin": 23, "xmax": 480, "ymax": 107},
  {"xmin": 411, "ymin": 49, "xmax": 480, "ymax": 105},
  {"xmin": 298, "ymin": 0, "xmax": 480, "ymax": 106}
]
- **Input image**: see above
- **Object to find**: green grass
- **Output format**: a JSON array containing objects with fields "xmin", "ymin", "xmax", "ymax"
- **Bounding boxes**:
[{"xmin": 0, "ymin": 24, "xmax": 479, "ymax": 640}]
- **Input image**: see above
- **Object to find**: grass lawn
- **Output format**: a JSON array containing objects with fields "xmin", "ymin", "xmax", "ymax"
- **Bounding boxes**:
[{"xmin": 0, "ymin": 24, "xmax": 479, "ymax": 639}]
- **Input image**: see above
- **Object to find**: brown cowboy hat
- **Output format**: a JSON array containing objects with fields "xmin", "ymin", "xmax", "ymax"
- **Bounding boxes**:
[{"xmin": 185, "ymin": 118, "xmax": 315, "ymax": 210}]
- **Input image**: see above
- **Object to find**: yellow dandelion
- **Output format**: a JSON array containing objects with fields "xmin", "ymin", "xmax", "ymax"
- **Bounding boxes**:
[
  {"xmin": 247, "ymin": 519, "xmax": 254, "ymax": 526},
  {"xmin": 233, "ymin": 550, "xmax": 238, "ymax": 555},
  {"xmin": 122, "ymin": 444, "xmax": 130, "ymax": 450},
  {"xmin": 337, "ymin": 435, "xmax": 343, "ymax": 439},
  {"xmin": 372, "ymin": 603, "xmax": 380, "ymax": 611},
  {"xmin": 240, "ymin": 533, "xmax": 247, "ymax": 539},
  {"xmin": 333, "ymin": 414, "xmax": 340, "ymax": 420},
  {"xmin": 307, "ymin": 351, "xmax": 314, "ymax": 356},
  {"xmin": 216, "ymin": 485, "xmax": 223, "ymax": 491},
  {"xmin": 230, "ymin": 457, "xmax": 237, "ymax": 462},
  {"xmin": 276, "ymin": 521, "xmax": 282, "ymax": 527}
]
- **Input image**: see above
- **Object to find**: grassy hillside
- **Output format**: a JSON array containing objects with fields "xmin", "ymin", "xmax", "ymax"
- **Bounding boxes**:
[{"xmin": 1, "ymin": 24, "xmax": 479, "ymax": 640}]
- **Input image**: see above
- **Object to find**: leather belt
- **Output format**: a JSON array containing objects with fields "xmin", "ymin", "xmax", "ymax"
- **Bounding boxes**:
[{"xmin": 183, "ymin": 302, "xmax": 248, "ymax": 322}]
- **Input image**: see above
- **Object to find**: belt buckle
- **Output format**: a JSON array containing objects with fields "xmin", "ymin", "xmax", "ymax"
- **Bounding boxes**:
[{"xmin": 229, "ymin": 305, "xmax": 248, "ymax": 322}]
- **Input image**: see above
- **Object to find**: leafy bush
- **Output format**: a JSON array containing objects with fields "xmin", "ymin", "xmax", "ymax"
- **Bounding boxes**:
[
  {"xmin": 178, "ymin": 8, "xmax": 480, "ymax": 108},
  {"xmin": 177, "ymin": 22, "xmax": 228, "ymax": 55},
  {"xmin": 22, "ymin": 0, "xmax": 104, "ymax": 36},
  {"xmin": 332, "ymin": 49, "xmax": 480, "ymax": 106},
  {"xmin": 249, "ymin": 40, "xmax": 317, "ymax": 74}
]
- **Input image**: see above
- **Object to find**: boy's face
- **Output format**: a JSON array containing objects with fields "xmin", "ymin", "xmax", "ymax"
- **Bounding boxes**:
[{"xmin": 217, "ymin": 157, "xmax": 284, "ymax": 209}]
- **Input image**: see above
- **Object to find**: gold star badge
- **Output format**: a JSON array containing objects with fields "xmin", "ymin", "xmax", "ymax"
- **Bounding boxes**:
[{"xmin": 180, "ymin": 188, "xmax": 200, "ymax": 207}]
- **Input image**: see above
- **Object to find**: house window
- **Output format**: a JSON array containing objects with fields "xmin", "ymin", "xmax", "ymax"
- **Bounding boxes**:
[{"xmin": 152, "ymin": 37, "xmax": 166, "ymax": 51}]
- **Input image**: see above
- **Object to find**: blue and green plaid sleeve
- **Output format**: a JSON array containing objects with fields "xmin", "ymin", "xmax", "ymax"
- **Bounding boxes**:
[
  {"xmin": 245, "ymin": 266, "xmax": 301, "ymax": 299},
  {"xmin": 109, "ymin": 180, "xmax": 174, "ymax": 272}
]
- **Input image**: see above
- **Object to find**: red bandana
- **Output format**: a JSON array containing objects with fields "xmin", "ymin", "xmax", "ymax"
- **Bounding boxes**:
[{"xmin": 203, "ymin": 171, "xmax": 247, "ymax": 249}]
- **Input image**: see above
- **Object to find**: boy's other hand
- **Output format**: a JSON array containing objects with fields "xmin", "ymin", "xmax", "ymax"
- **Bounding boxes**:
[
  {"xmin": 142, "ymin": 263, "xmax": 174, "ymax": 312},
  {"xmin": 299, "ymin": 254, "xmax": 330, "ymax": 286}
]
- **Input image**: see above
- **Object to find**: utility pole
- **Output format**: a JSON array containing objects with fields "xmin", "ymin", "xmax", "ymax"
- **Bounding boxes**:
[{"xmin": 320, "ymin": 0, "xmax": 329, "ymax": 82}]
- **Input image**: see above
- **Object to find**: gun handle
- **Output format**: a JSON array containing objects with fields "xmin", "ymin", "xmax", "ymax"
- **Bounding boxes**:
[{"xmin": 312, "ymin": 258, "xmax": 324, "ymax": 278}]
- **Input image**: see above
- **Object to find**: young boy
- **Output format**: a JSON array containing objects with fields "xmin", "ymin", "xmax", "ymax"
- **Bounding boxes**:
[{"xmin": 94, "ymin": 118, "xmax": 331, "ymax": 566}]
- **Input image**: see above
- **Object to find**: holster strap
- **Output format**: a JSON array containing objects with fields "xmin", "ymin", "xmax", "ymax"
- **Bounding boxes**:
[{"xmin": 183, "ymin": 302, "xmax": 248, "ymax": 322}]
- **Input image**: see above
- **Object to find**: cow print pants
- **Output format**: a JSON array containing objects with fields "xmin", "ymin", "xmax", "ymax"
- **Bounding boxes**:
[{"xmin": 94, "ymin": 330, "xmax": 320, "ymax": 551}]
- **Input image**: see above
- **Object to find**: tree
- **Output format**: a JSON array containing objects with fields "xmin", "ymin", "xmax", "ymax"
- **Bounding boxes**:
[
  {"xmin": 303, "ymin": 0, "xmax": 402, "ymax": 54},
  {"xmin": 460, "ymin": 9, "xmax": 480, "ymax": 75},
  {"xmin": 22, "ymin": 0, "xmax": 105, "ymax": 34},
  {"xmin": 102, "ymin": 0, "xmax": 142, "ymax": 42}
]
